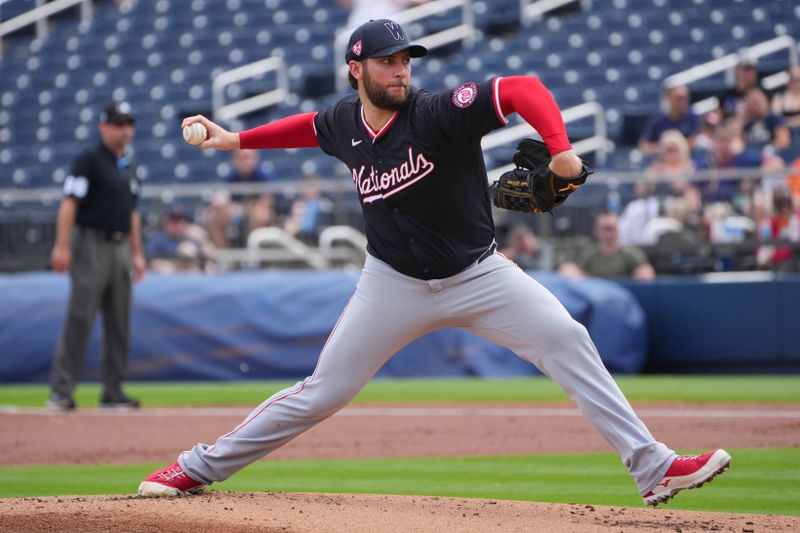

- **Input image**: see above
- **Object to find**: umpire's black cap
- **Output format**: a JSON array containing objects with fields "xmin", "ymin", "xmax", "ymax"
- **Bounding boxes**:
[
  {"xmin": 100, "ymin": 100, "xmax": 136, "ymax": 125},
  {"xmin": 345, "ymin": 19, "xmax": 427, "ymax": 63}
]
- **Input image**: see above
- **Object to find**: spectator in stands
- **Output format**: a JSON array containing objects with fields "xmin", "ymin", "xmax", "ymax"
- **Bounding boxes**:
[
  {"xmin": 756, "ymin": 188, "xmax": 800, "ymax": 271},
  {"xmin": 650, "ymin": 196, "xmax": 703, "ymax": 246},
  {"xmin": 717, "ymin": 57, "xmax": 763, "ymax": 119},
  {"xmin": 145, "ymin": 204, "xmax": 211, "ymax": 274},
  {"xmin": 338, "ymin": 0, "xmax": 429, "ymax": 28},
  {"xmin": 226, "ymin": 149, "xmax": 276, "ymax": 187},
  {"xmin": 694, "ymin": 120, "xmax": 767, "ymax": 203},
  {"xmin": 246, "ymin": 192, "xmax": 279, "ymax": 235},
  {"xmin": 618, "ymin": 179, "xmax": 660, "ymax": 246},
  {"xmin": 696, "ymin": 121, "xmax": 764, "ymax": 170},
  {"xmin": 203, "ymin": 189, "xmax": 238, "ymax": 249},
  {"xmin": 47, "ymin": 101, "xmax": 145, "ymax": 411},
  {"xmin": 645, "ymin": 129, "xmax": 703, "ymax": 214},
  {"xmin": 204, "ymin": 150, "xmax": 279, "ymax": 249},
  {"xmin": 692, "ymin": 107, "xmax": 722, "ymax": 154},
  {"xmin": 771, "ymin": 65, "xmax": 800, "ymax": 130},
  {"xmin": 283, "ymin": 174, "xmax": 333, "ymax": 244},
  {"xmin": 638, "ymin": 85, "xmax": 700, "ymax": 156},
  {"xmin": 736, "ymin": 88, "xmax": 791, "ymax": 151},
  {"xmin": 499, "ymin": 223, "xmax": 554, "ymax": 271},
  {"xmin": 647, "ymin": 129, "xmax": 695, "ymax": 178},
  {"xmin": 227, "ymin": 149, "xmax": 278, "ymax": 231},
  {"xmin": 787, "ymin": 158, "xmax": 800, "ymax": 203},
  {"xmin": 704, "ymin": 201, "xmax": 756, "ymax": 247},
  {"xmin": 559, "ymin": 212, "xmax": 656, "ymax": 281},
  {"xmin": 730, "ymin": 176, "xmax": 759, "ymax": 219}
]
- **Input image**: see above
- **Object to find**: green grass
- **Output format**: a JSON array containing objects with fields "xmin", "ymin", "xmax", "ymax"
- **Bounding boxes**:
[
  {"xmin": 2, "ymin": 449, "xmax": 797, "ymax": 515},
  {"xmin": 2, "ymin": 376, "xmax": 800, "ymax": 408}
]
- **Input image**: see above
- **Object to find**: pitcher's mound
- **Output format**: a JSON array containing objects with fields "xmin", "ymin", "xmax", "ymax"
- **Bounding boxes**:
[{"xmin": 1, "ymin": 492, "xmax": 796, "ymax": 533}]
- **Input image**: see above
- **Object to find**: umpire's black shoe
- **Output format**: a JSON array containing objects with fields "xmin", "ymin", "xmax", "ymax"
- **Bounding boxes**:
[
  {"xmin": 46, "ymin": 393, "xmax": 76, "ymax": 411},
  {"xmin": 99, "ymin": 392, "xmax": 141, "ymax": 409}
]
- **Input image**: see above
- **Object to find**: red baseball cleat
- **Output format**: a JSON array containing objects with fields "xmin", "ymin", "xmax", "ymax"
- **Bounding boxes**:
[
  {"xmin": 137, "ymin": 461, "xmax": 206, "ymax": 497},
  {"xmin": 643, "ymin": 449, "xmax": 731, "ymax": 506}
]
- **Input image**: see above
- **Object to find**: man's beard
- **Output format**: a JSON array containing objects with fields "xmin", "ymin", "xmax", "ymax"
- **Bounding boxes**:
[{"xmin": 362, "ymin": 67, "xmax": 409, "ymax": 111}]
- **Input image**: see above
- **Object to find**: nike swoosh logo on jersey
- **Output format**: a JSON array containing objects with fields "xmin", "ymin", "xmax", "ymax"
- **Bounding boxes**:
[{"xmin": 351, "ymin": 139, "xmax": 362, "ymax": 146}]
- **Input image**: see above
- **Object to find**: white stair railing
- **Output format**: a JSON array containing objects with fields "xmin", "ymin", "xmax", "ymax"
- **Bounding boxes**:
[
  {"xmin": 663, "ymin": 35, "xmax": 798, "ymax": 114},
  {"xmin": 333, "ymin": 0, "xmax": 476, "ymax": 93},
  {"xmin": 318, "ymin": 225, "xmax": 367, "ymax": 252},
  {"xmin": 482, "ymin": 101, "xmax": 608, "ymax": 181},
  {"xmin": 212, "ymin": 56, "xmax": 290, "ymax": 125},
  {"xmin": 245, "ymin": 227, "xmax": 328, "ymax": 270},
  {"xmin": 519, "ymin": 0, "xmax": 591, "ymax": 27},
  {"xmin": 0, "ymin": 0, "xmax": 92, "ymax": 56},
  {"xmin": 318, "ymin": 225, "xmax": 368, "ymax": 268}
]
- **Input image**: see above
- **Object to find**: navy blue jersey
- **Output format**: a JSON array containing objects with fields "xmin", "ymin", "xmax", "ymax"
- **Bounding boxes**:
[
  {"xmin": 314, "ymin": 79, "xmax": 507, "ymax": 279},
  {"xmin": 62, "ymin": 143, "xmax": 141, "ymax": 233}
]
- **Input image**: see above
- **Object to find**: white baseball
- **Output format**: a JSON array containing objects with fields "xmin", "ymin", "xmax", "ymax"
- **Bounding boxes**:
[{"xmin": 182, "ymin": 122, "xmax": 207, "ymax": 146}]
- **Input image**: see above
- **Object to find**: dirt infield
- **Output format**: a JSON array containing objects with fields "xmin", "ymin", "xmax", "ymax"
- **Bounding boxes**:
[
  {"xmin": 3, "ymin": 492, "xmax": 799, "ymax": 533},
  {"xmin": 2, "ymin": 402, "xmax": 799, "ymax": 532}
]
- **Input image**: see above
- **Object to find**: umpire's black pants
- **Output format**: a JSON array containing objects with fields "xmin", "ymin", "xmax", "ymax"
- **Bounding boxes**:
[{"xmin": 49, "ymin": 226, "xmax": 132, "ymax": 398}]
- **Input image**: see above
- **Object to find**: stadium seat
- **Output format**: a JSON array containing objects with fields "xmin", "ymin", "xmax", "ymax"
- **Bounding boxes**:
[{"xmin": 2, "ymin": 0, "xmax": 800, "ymax": 186}]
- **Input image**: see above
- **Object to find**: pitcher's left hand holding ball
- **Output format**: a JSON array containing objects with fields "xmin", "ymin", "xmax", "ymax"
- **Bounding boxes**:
[{"xmin": 181, "ymin": 115, "xmax": 240, "ymax": 151}]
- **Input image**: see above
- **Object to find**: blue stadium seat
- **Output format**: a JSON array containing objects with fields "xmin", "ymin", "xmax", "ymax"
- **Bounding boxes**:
[{"xmin": 2, "ymin": 0, "xmax": 800, "ymax": 184}]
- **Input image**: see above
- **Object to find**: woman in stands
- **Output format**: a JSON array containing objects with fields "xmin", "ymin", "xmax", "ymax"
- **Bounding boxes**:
[{"xmin": 772, "ymin": 65, "xmax": 800, "ymax": 131}]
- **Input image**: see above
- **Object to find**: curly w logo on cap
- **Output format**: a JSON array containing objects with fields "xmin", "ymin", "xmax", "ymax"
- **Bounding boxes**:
[
  {"xmin": 344, "ymin": 19, "xmax": 427, "ymax": 63},
  {"xmin": 384, "ymin": 21, "xmax": 404, "ymax": 41}
]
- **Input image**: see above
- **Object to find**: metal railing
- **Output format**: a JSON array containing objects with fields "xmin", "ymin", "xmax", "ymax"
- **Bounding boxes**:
[
  {"xmin": 3, "ymin": 167, "xmax": 796, "ymax": 273},
  {"xmin": 212, "ymin": 245, "xmax": 362, "ymax": 272},
  {"xmin": 482, "ymin": 101, "xmax": 608, "ymax": 181},
  {"xmin": 244, "ymin": 226, "xmax": 330, "ymax": 270},
  {"xmin": 664, "ymin": 36, "xmax": 799, "ymax": 90},
  {"xmin": 0, "ymin": 165, "xmax": 780, "ymax": 209},
  {"xmin": 519, "ymin": 0, "xmax": 590, "ymax": 27},
  {"xmin": 662, "ymin": 35, "xmax": 799, "ymax": 114},
  {"xmin": 318, "ymin": 225, "xmax": 367, "ymax": 269},
  {"xmin": 211, "ymin": 56, "xmax": 290, "ymax": 126},
  {"xmin": 762, "ymin": 70, "xmax": 791, "ymax": 93},
  {"xmin": 318, "ymin": 225, "xmax": 367, "ymax": 254},
  {"xmin": 333, "ymin": 0, "xmax": 476, "ymax": 93},
  {"xmin": 0, "ymin": 0, "xmax": 92, "ymax": 56}
]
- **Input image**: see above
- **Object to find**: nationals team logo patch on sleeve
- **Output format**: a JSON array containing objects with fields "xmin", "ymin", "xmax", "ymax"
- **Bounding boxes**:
[{"xmin": 451, "ymin": 82, "xmax": 478, "ymax": 108}]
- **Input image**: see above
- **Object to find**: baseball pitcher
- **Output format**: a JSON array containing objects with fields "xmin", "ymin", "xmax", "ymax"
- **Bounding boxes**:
[{"xmin": 139, "ymin": 19, "xmax": 730, "ymax": 506}]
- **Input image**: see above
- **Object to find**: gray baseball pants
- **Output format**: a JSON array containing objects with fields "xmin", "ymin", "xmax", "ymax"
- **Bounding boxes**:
[
  {"xmin": 49, "ymin": 226, "xmax": 132, "ymax": 398},
  {"xmin": 180, "ymin": 253, "xmax": 675, "ymax": 495}
]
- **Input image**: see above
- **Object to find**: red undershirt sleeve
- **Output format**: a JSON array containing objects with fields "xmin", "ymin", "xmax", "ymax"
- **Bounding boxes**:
[
  {"xmin": 497, "ymin": 76, "xmax": 572, "ymax": 156},
  {"xmin": 238, "ymin": 112, "xmax": 320, "ymax": 150}
]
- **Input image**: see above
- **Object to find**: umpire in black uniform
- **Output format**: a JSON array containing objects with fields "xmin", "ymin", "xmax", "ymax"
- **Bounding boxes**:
[{"xmin": 47, "ymin": 101, "xmax": 146, "ymax": 410}]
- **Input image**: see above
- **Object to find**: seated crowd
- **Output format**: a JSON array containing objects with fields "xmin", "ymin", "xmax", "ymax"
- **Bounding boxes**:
[
  {"xmin": 143, "ymin": 149, "xmax": 336, "ymax": 274},
  {"xmin": 615, "ymin": 58, "xmax": 800, "ymax": 275}
]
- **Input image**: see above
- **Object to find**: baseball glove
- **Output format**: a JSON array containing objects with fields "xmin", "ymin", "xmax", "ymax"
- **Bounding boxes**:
[{"xmin": 489, "ymin": 138, "xmax": 591, "ymax": 214}]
